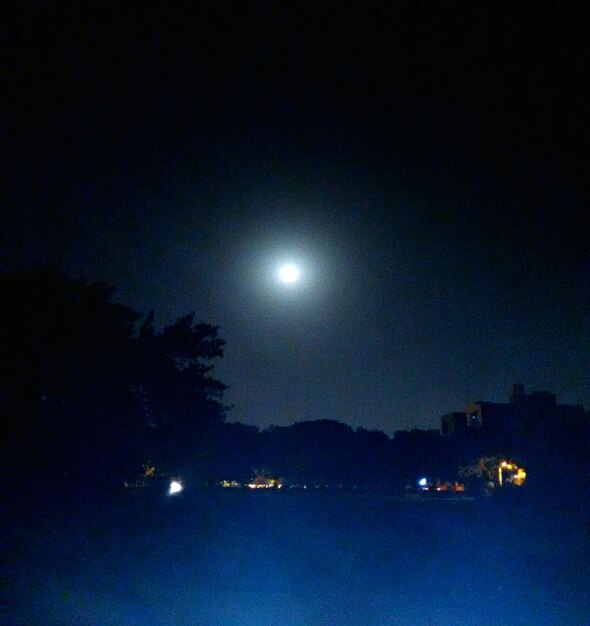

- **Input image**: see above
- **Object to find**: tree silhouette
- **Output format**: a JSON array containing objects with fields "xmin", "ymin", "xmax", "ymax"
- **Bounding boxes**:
[
  {"xmin": 0, "ymin": 265, "xmax": 228, "ymax": 483},
  {"xmin": 131, "ymin": 311, "xmax": 228, "ymax": 472}
]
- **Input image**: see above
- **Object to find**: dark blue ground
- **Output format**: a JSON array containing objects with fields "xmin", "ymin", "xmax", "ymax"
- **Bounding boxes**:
[{"xmin": 4, "ymin": 487, "xmax": 590, "ymax": 625}]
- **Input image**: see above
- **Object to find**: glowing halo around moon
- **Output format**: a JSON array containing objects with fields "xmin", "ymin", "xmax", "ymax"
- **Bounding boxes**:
[{"xmin": 278, "ymin": 263, "xmax": 300, "ymax": 284}]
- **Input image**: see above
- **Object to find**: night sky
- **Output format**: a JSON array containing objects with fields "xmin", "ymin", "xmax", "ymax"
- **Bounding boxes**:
[{"xmin": 5, "ymin": 3, "xmax": 589, "ymax": 434}]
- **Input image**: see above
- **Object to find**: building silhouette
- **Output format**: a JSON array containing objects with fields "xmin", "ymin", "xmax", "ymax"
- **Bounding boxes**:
[{"xmin": 441, "ymin": 384, "xmax": 588, "ymax": 465}]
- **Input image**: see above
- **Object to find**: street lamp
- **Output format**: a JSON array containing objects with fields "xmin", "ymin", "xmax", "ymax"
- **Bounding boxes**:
[{"xmin": 498, "ymin": 461, "xmax": 516, "ymax": 487}]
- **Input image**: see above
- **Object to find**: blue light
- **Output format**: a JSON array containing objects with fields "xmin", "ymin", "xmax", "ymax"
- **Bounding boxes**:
[
  {"xmin": 418, "ymin": 477, "xmax": 428, "ymax": 487},
  {"xmin": 169, "ymin": 480, "xmax": 183, "ymax": 495}
]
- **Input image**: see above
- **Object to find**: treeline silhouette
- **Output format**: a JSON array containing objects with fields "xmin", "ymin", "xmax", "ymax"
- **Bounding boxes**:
[
  {"xmin": 216, "ymin": 421, "xmax": 454, "ymax": 489},
  {"xmin": 1, "ymin": 265, "xmax": 460, "ymax": 489},
  {"xmin": 2, "ymin": 266, "xmax": 588, "ymax": 499}
]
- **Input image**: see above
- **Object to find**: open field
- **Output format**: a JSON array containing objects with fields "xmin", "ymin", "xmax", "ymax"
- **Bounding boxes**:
[{"xmin": 3, "ymin": 487, "xmax": 590, "ymax": 625}]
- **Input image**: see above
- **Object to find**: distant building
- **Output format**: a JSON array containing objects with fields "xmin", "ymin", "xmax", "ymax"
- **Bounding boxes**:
[
  {"xmin": 441, "ymin": 384, "xmax": 587, "ymax": 456},
  {"xmin": 441, "ymin": 412, "xmax": 469, "ymax": 436}
]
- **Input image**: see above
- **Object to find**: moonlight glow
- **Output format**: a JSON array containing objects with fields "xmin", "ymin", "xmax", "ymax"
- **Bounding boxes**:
[{"xmin": 278, "ymin": 264, "xmax": 300, "ymax": 283}]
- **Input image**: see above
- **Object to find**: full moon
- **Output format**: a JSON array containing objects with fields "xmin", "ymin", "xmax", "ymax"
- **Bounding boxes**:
[{"xmin": 278, "ymin": 263, "xmax": 300, "ymax": 283}]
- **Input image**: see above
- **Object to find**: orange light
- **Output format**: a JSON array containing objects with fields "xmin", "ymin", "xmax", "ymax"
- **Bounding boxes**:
[{"xmin": 513, "ymin": 468, "xmax": 527, "ymax": 486}]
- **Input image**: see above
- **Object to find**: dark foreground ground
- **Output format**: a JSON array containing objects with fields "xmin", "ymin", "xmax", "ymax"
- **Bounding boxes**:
[{"xmin": 3, "ymin": 485, "xmax": 590, "ymax": 625}]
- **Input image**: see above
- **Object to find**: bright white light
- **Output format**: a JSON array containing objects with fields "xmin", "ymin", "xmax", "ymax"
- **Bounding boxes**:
[
  {"xmin": 169, "ymin": 480, "xmax": 183, "ymax": 495},
  {"xmin": 278, "ymin": 264, "xmax": 300, "ymax": 283},
  {"xmin": 418, "ymin": 478, "xmax": 428, "ymax": 487}
]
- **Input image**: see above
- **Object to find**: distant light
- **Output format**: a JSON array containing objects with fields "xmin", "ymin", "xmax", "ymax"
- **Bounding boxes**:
[
  {"xmin": 278, "ymin": 264, "xmax": 300, "ymax": 283},
  {"xmin": 221, "ymin": 480, "xmax": 241, "ymax": 488},
  {"xmin": 418, "ymin": 478, "xmax": 428, "ymax": 487},
  {"xmin": 513, "ymin": 468, "xmax": 527, "ymax": 486},
  {"xmin": 169, "ymin": 480, "xmax": 183, "ymax": 495}
]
